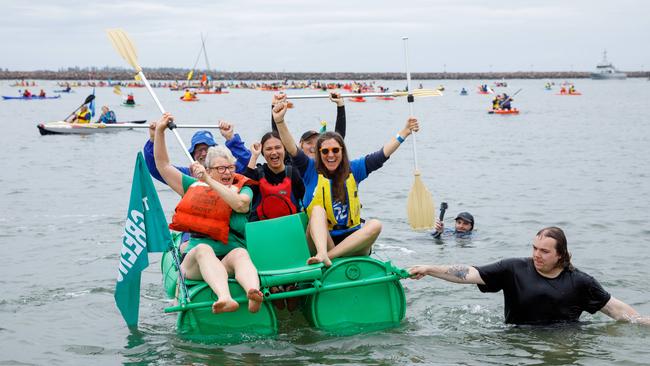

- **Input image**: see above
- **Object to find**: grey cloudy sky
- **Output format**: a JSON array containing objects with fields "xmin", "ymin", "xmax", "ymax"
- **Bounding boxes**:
[{"xmin": 2, "ymin": 0, "xmax": 648, "ymax": 72}]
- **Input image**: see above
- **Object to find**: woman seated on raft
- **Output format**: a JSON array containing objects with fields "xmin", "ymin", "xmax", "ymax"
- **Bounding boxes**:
[
  {"xmin": 244, "ymin": 131, "xmax": 305, "ymax": 221},
  {"xmin": 272, "ymin": 94, "xmax": 420, "ymax": 267},
  {"xmin": 153, "ymin": 112, "xmax": 263, "ymax": 314}
]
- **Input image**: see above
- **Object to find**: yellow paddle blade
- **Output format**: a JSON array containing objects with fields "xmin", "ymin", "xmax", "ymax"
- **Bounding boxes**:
[
  {"xmin": 186, "ymin": 70, "xmax": 194, "ymax": 81},
  {"xmin": 106, "ymin": 28, "xmax": 142, "ymax": 72},
  {"xmin": 113, "ymin": 85, "xmax": 122, "ymax": 95},
  {"xmin": 407, "ymin": 173, "xmax": 435, "ymax": 230},
  {"xmin": 134, "ymin": 73, "xmax": 141, "ymax": 81}
]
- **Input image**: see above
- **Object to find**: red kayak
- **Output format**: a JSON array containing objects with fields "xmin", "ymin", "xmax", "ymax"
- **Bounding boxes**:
[
  {"xmin": 488, "ymin": 109, "xmax": 519, "ymax": 115},
  {"xmin": 179, "ymin": 97, "xmax": 200, "ymax": 102},
  {"xmin": 376, "ymin": 97, "xmax": 395, "ymax": 101},
  {"xmin": 556, "ymin": 92, "xmax": 582, "ymax": 96},
  {"xmin": 350, "ymin": 97, "xmax": 366, "ymax": 103}
]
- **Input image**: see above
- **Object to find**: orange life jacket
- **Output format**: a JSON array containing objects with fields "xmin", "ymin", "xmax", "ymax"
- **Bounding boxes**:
[{"xmin": 169, "ymin": 174, "xmax": 255, "ymax": 243}]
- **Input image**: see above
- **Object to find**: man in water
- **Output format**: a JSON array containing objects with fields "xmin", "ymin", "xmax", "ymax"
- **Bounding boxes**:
[
  {"xmin": 433, "ymin": 212, "xmax": 474, "ymax": 238},
  {"xmin": 410, "ymin": 226, "xmax": 650, "ymax": 325}
]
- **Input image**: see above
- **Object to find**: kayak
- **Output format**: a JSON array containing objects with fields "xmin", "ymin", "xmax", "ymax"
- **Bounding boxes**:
[
  {"xmin": 556, "ymin": 92, "xmax": 582, "ymax": 96},
  {"xmin": 350, "ymin": 97, "xmax": 366, "ymax": 103},
  {"xmin": 180, "ymin": 97, "xmax": 200, "ymax": 102},
  {"xmin": 37, "ymin": 120, "xmax": 146, "ymax": 135},
  {"xmin": 488, "ymin": 109, "xmax": 519, "ymax": 115},
  {"xmin": 3, "ymin": 95, "xmax": 61, "ymax": 100},
  {"xmin": 54, "ymin": 89, "xmax": 74, "ymax": 93},
  {"xmin": 376, "ymin": 97, "xmax": 395, "ymax": 101},
  {"xmin": 195, "ymin": 90, "xmax": 230, "ymax": 94},
  {"xmin": 161, "ymin": 213, "xmax": 406, "ymax": 341}
]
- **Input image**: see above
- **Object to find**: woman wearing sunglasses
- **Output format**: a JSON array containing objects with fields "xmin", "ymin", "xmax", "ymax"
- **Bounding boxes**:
[
  {"xmin": 154, "ymin": 113, "xmax": 264, "ymax": 315},
  {"xmin": 272, "ymin": 94, "xmax": 419, "ymax": 267}
]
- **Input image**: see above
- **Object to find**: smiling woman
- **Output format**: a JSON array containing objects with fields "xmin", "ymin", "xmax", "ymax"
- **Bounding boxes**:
[{"xmin": 271, "ymin": 93, "xmax": 419, "ymax": 267}]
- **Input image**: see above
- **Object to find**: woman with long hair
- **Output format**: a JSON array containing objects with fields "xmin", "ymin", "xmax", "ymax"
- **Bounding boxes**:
[{"xmin": 272, "ymin": 94, "xmax": 419, "ymax": 266}]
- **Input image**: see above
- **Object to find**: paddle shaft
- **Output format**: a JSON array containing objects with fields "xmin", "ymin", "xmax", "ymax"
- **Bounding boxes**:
[
  {"xmin": 402, "ymin": 37, "xmax": 419, "ymax": 172},
  {"xmin": 288, "ymin": 92, "xmax": 396, "ymax": 99},
  {"xmin": 98, "ymin": 123, "xmax": 218, "ymax": 129},
  {"xmin": 137, "ymin": 71, "xmax": 194, "ymax": 163}
]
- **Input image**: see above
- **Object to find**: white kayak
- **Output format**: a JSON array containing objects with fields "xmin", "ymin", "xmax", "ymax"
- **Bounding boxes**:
[{"xmin": 37, "ymin": 120, "xmax": 146, "ymax": 135}]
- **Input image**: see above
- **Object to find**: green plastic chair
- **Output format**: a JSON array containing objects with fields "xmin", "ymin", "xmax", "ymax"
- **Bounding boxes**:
[{"xmin": 245, "ymin": 212, "xmax": 324, "ymax": 287}]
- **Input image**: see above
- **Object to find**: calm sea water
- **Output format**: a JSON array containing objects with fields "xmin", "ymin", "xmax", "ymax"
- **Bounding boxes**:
[{"xmin": 1, "ymin": 79, "xmax": 649, "ymax": 365}]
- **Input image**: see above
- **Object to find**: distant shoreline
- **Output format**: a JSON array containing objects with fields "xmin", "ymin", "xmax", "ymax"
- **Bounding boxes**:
[{"xmin": 1, "ymin": 69, "xmax": 649, "ymax": 81}]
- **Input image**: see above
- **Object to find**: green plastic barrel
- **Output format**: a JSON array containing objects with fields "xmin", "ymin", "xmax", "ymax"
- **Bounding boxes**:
[
  {"xmin": 305, "ymin": 257, "xmax": 406, "ymax": 335},
  {"xmin": 176, "ymin": 280, "xmax": 278, "ymax": 342}
]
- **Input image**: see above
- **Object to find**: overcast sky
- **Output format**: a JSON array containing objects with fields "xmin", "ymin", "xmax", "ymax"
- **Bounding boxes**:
[{"xmin": 2, "ymin": 0, "xmax": 648, "ymax": 72}]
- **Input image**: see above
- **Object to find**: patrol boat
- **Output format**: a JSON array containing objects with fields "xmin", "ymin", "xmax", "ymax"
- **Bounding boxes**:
[{"xmin": 591, "ymin": 50, "xmax": 627, "ymax": 80}]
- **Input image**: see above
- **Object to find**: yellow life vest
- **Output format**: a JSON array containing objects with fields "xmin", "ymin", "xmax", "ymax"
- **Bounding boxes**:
[
  {"xmin": 306, "ymin": 173, "xmax": 361, "ymax": 231},
  {"xmin": 76, "ymin": 110, "xmax": 91, "ymax": 123}
]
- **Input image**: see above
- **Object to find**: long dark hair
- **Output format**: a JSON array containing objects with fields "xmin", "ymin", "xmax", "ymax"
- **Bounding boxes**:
[
  {"xmin": 260, "ymin": 131, "xmax": 286, "ymax": 164},
  {"xmin": 314, "ymin": 132, "xmax": 350, "ymax": 203},
  {"xmin": 536, "ymin": 226, "xmax": 574, "ymax": 271}
]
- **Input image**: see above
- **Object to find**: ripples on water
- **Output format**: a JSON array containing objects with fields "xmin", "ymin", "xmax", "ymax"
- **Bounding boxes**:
[{"xmin": 1, "ymin": 79, "xmax": 649, "ymax": 365}]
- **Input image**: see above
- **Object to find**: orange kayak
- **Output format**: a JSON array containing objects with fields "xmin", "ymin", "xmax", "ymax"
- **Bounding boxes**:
[
  {"xmin": 179, "ymin": 97, "xmax": 200, "ymax": 102},
  {"xmin": 488, "ymin": 109, "xmax": 519, "ymax": 115},
  {"xmin": 195, "ymin": 90, "xmax": 229, "ymax": 94},
  {"xmin": 350, "ymin": 97, "xmax": 366, "ymax": 102},
  {"xmin": 376, "ymin": 97, "xmax": 395, "ymax": 101},
  {"xmin": 556, "ymin": 92, "xmax": 582, "ymax": 96}
]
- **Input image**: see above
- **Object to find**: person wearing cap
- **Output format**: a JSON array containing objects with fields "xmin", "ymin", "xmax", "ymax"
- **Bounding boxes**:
[
  {"xmin": 409, "ymin": 226, "xmax": 650, "ymax": 326},
  {"xmin": 433, "ymin": 211, "xmax": 475, "ymax": 238},
  {"xmin": 272, "ymin": 95, "xmax": 419, "ymax": 267},
  {"xmin": 143, "ymin": 120, "xmax": 251, "ymax": 185},
  {"xmin": 271, "ymin": 92, "xmax": 346, "ymax": 159}
]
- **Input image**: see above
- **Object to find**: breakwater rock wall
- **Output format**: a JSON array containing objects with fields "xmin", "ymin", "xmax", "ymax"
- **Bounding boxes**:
[{"xmin": 1, "ymin": 69, "xmax": 648, "ymax": 80}]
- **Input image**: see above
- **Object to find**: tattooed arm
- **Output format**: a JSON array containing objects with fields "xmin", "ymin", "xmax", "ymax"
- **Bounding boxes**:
[{"xmin": 408, "ymin": 264, "xmax": 485, "ymax": 285}]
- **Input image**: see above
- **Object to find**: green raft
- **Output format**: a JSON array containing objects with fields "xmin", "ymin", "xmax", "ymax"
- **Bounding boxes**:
[{"xmin": 161, "ymin": 213, "xmax": 408, "ymax": 342}]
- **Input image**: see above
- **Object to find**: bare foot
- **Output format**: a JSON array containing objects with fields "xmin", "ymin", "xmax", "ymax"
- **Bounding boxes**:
[
  {"xmin": 212, "ymin": 298, "xmax": 239, "ymax": 314},
  {"xmin": 270, "ymin": 286, "xmax": 286, "ymax": 310},
  {"xmin": 307, "ymin": 252, "xmax": 332, "ymax": 267},
  {"xmin": 247, "ymin": 288, "xmax": 264, "ymax": 313}
]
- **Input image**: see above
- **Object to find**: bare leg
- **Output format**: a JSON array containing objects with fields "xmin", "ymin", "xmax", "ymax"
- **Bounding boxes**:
[
  {"xmin": 222, "ymin": 248, "xmax": 263, "ymax": 313},
  {"xmin": 328, "ymin": 219, "xmax": 382, "ymax": 259},
  {"xmin": 306, "ymin": 206, "xmax": 332, "ymax": 266},
  {"xmin": 181, "ymin": 244, "xmax": 239, "ymax": 314}
]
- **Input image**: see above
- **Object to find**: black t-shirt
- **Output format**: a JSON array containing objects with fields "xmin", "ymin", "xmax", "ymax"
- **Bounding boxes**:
[{"xmin": 474, "ymin": 258, "xmax": 611, "ymax": 325}]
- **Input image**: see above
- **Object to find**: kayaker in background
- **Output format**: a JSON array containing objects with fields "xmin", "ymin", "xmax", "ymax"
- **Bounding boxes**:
[
  {"xmin": 271, "ymin": 92, "xmax": 346, "ymax": 159},
  {"xmin": 410, "ymin": 226, "xmax": 650, "ymax": 326},
  {"xmin": 500, "ymin": 93, "xmax": 513, "ymax": 111},
  {"xmin": 38, "ymin": 89, "xmax": 46, "ymax": 97},
  {"xmin": 272, "ymin": 94, "xmax": 419, "ymax": 267},
  {"xmin": 97, "ymin": 106, "xmax": 117, "ymax": 124},
  {"xmin": 144, "ymin": 120, "xmax": 251, "ymax": 184},
  {"xmin": 22, "ymin": 89, "xmax": 32, "ymax": 98},
  {"xmin": 460, "ymin": 87, "xmax": 468, "ymax": 95},
  {"xmin": 182, "ymin": 89, "xmax": 193, "ymax": 101},
  {"xmin": 432, "ymin": 211, "xmax": 474, "ymax": 239},
  {"xmin": 491, "ymin": 94, "xmax": 502, "ymax": 110},
  {"xmin": 560, "ymin": 86, "xmax": 567, "ymax": 94},
  {"xmin": 153, "ymin": 112, "xmax": 264, "ymax": 315},
  {"xmin": 125, "ymin": 93, "xmax": 135, "ymax": 105},
  {"xmin": 569, "ymin": 85, "xmax": 577, "ymax": 94},
  {"xmin": 68, "ymin": 105, "xmax": 91, "ymax": 124}
]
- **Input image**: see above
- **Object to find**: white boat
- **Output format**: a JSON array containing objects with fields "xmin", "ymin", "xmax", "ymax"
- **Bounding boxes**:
[
  {"xmin": 37, "ymin": 120, "xmax": 146, "ymax": 135},
  {"xmin": 591, "ymin": 50, "xmax": 626, "ymax": 80}
]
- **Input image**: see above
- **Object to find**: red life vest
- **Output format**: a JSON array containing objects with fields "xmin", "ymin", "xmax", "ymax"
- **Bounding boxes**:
[
  {"xmin": 255, "ymin": 165, "xmax": 299, "ymax": 220},
  {"xmin": 169, "ymin": 173, "xmax": 255, "ymax": 243}
]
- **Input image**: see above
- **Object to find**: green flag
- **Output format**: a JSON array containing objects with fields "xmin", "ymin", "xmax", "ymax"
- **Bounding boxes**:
[{"xmin": 115, "ymin": 152, "xmax": 172, "ymax": 327}]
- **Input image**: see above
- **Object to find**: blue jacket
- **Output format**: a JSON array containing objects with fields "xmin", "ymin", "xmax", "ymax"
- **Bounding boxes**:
[{"xmin": 143, "ymin": 134, "xmax": 251, "ymax": 184}]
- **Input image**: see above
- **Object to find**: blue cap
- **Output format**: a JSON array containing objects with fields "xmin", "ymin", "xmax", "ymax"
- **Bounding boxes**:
[{"xmin": 188, "ymin": 130, "xmax": 217, "ymax": 154}]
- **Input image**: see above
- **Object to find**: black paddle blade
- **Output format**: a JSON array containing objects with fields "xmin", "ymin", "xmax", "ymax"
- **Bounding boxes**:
[
  {"xmin": 439, "ymin": 202, "xmax": 448, "ymax": 220},
  {"xmin": 83, "ymin": 94, "xmax": 95, "ymax": 104}
]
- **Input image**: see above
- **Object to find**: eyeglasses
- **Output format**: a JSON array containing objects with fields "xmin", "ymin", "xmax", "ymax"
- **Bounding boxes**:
[
  {"xmin": 319, "ymin": 147, "xmax": 341, "ymax": 155},
  {"xmin": 208, "ymin": 165, "xmax": 236, "ymax": 173}
]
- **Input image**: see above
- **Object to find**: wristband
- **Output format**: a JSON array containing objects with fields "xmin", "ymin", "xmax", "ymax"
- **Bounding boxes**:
[{"xmin": 396, "ymin": 134, "xmax": 405, "ymax": 144}]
